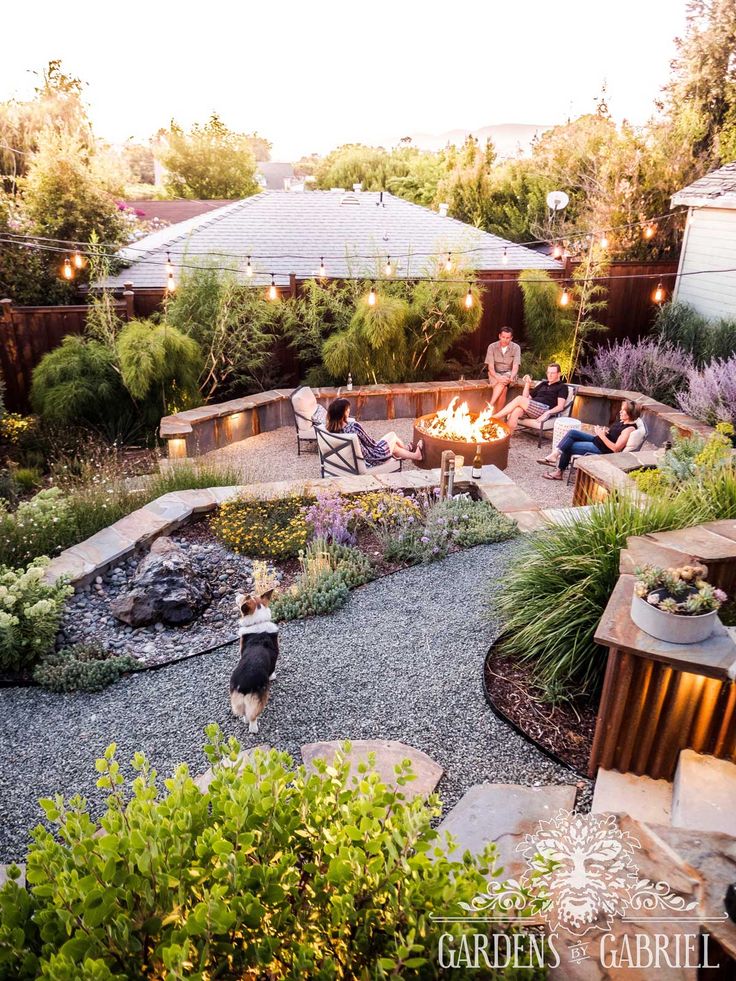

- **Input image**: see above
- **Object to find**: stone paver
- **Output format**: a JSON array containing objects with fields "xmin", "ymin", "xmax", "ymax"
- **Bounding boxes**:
[
  {"xmin": 672, "ymin": 750, "xmax": 736, "ymax": 836},
  {"xmin": 194, "ymin": 746, "xmax": 270, "ymax": 793},
  {"xmin": 0, "ymin": 863, "xmax": 25, "ymax": 889},
  {"xmin": 592, "ymin": 768, "xmax": 673, "ymax": 825},
  {"xmin": 301, "ymin": 740, "xmax": 444, "ymax": 802}
]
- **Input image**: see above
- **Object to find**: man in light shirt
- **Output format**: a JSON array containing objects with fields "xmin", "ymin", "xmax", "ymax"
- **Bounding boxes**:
[{"xmin": 484, "ymin": 327, "xmax": 521, "ymax": 411}]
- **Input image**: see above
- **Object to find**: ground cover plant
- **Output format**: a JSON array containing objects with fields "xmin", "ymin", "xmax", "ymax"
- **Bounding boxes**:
[
  {"xmin": 0, "ymin": 558, "xmax": 72, "ymax": 675},
  {"xmin": 0, "ymin": 727, "xmax": 548, "ymax": 979},
  {"xmin": 630, "ymin": 424, "xmax": 734, "ymax": 496},
  {"xmin": 493, "ymin": 458, "xmax": 736, "ymax": 703},
  {"xmin": 32, "ymin": 642, "xmax": 141, "ymax": 693}
]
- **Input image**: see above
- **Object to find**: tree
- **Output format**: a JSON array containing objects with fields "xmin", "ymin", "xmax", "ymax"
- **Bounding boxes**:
[{"xmin": 158, "ymin": 113, "xmax": 260, "ymax": 199}]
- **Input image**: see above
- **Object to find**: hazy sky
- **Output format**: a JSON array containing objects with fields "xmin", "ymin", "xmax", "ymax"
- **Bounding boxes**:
[{"xmin": 3, "ymin": 0, "xmax": 688, "ymax": 160}]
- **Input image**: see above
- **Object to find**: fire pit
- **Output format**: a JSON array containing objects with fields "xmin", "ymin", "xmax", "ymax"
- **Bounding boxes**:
[{"xmin": 413, "ymin": 397, "xmax": 511, "ymax": 470}]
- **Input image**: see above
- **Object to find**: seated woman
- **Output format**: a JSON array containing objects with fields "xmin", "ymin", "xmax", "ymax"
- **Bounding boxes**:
[
  {"xmin": 540, "ymin": 400, "xmax": 641, "ymax": 481},
  {"xmin": 326, "ymin": 398, "xmax": 424, "ymax": 465}
]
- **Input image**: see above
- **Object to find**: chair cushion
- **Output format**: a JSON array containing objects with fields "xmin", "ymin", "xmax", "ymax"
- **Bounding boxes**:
[
  {"xmin": 312, "ymin": 404, "xmax": 327, "ymax": 427},
  {"xmin": 625, "ymin": 418, "xmax": 647, "ymax": 452},
  {"xmin": 291, "ymin": 386, "xmax": 318, "ymax": 434}
]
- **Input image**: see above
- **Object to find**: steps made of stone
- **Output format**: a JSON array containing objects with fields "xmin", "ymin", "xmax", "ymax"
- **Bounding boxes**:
[
  {"xmin": 592, "ymin": 768, "xmax": 673, "ymax": 826},
  {"xmin": 672, "ymin": 749, "xmax": 736, "ymax": 837}
]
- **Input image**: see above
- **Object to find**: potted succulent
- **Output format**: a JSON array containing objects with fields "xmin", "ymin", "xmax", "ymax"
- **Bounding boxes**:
[{"xmin": 630, "ymin": 563, "xmax": 727, "ymax": 645}]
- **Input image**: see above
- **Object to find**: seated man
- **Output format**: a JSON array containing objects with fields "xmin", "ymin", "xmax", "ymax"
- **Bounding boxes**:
[
  {"xmin": 484, "ymin": 327, "xmax": 521, "ymax": 411},
  {"xmin": 494, "ymin": 362, "xmax": 569, "ymax": 433}
]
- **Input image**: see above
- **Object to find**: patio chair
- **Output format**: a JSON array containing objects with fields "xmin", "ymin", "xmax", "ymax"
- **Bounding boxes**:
[
  {"xmin": 566, "ymin": 417, "xmax": 648, "ymax": 485},
  {"xmin": 517, "ymin": 384, "xmax": 578, "ymax": 448},
  {"xmin": 315, "ymin": 428, "xmax": 402, "ymax": 478},
  {"xmin": 290, "ymin": 385, "xmax": 325, "ymax": 455}
]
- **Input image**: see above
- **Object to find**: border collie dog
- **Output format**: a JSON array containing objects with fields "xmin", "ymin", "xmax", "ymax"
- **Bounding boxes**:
[{"xmin": 230, "ymin": 590, "xmax": 278, "ymax": 733}]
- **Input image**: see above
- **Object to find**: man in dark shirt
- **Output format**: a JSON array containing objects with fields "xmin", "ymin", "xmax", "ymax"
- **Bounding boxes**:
[{"xmin": 494, "ymin": 363, "xmax": 569, "ymax": 433}]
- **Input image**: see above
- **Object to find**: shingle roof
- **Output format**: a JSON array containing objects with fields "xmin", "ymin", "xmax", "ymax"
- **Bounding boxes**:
[
  {"xmin": 99, "ymin": 190, "xmax": 561, "ymax": 289},
  {"xmin": 671, "ymin": 163, "xmax": 736, "ymax": 209},
  {"xmin": 123, "ymin": 199, "xmax": 235, "ymax": 224}
]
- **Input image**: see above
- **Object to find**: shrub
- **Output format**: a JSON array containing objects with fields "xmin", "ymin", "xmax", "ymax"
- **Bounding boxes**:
[
  {"xmin": 271, "ymin": 538, "xmax": 374, "ymax": 622},
  {"xmin": 493, "ymin": 472, "xmax": 736, "ymax": 703},
  {"xmin": 116, "ymin": 319, "xmax": 202, "ymax": 411},
  {"xmin": 211, "ymin": 494, "xmax": 310, "ymax": 559},
  {"xmin": 582, "ymin": 338, "xmax": 693, "ymax": 406},
  {"xmin": 14, "ymin": 467, "xmax": 43, "ymax": 492},
  {"xmin": 654, "ymin": 300, "xmax": 736, "ymax": 366},
  {"xmin": 0, "ymin": 558, "xmax": 72, "ymax": 675},
  {"xmin": 32, "ymin": 643, "xmax": 140, "ymax": 692},
  {"xmin": 304, "ymin": 488, "xmax": 360, "ymax": 545},
  {"xmin": 0, "ymin": 728, "xmax": 539, "ymax": 978},
  {"xmin": 677, "ymin": 354, "xmax": 736, "ymax": 427},
  {"xmin": 0, "ymin": 412, "xmax": 36, "ymax": 445},
  {"xmin": 630, "ymin": 425, "xmax": 734, "ymax": 494},
  {"xmin": 352, "ymin": 489, "xmax": 422, "ymax": 529},
  {"xmin": 518, "ymin": 269, "xmax": 575, "ymax": 377}
]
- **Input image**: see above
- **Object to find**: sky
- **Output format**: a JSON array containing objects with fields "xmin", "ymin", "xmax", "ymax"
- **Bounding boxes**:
[{"xmin": 2, "ymin": 0, "xmax": 689, "ymax": 160}]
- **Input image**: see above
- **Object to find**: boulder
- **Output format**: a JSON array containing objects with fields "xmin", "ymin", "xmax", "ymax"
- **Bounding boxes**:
[{"xmin": 110, "ymin": 538, "xmax": 211, "ymax": 627}]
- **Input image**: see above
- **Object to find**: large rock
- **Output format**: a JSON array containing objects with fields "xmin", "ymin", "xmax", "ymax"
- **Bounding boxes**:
[{"xmin": 110, "ymin": 537, "xmax": 211, "ymax": 627}]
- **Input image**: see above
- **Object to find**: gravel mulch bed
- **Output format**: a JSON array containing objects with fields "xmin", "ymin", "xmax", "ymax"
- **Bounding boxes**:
[
  {"xmin": 200, "ymin": 418, "xmax": 574, "ymax": 510},
  {"xmin": 0, "ymin": 539, "xmax": 588, "ymax": 863},
  {"xmin": 484, "ymin": 649, "xmax": 597, "ymax": 774}
]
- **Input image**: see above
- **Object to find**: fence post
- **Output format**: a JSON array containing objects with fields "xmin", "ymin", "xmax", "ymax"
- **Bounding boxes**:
[
  {"xmin": 289, "ymin": 273, "xmax": 297, "ymax": 299},
  {"xmin": 123, "ymin": 282, "xmax": 135, "ymax": 320},
  {"xmin": 0, "ymin": 298, "xmax": 12, "ymax": 322}
]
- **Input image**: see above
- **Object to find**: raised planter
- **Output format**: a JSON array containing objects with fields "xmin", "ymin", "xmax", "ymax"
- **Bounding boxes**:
[{"xmin": 630, "ymin": 592, "xmax": 719, "ymax": 645}]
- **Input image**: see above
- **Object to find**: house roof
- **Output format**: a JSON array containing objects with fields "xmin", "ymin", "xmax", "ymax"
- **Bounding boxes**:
[
  {"xmin": 123, "ymin": 199, "xmax": 235, "ymax": 224},
  {"xmin": 671, "ymin": 163, "xmax": 736, "ymax": 210},
  {"xmin": 256, "ymin": 162, "xmax": 295, "ymax": 189},
  {"xmin": 99, "ymin": 190, "xmax": 561, "ymax": 290}
]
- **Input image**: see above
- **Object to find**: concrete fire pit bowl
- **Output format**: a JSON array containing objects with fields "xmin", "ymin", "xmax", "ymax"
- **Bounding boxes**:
[{"xmin": 412, "ymin": 413, "xmax": 511, "ymax": 470}]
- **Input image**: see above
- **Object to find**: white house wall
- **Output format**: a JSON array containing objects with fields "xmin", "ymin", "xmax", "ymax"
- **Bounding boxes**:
[{"xmin": 675, "ymin": 207, "xmax": 736, "ymax": 319}]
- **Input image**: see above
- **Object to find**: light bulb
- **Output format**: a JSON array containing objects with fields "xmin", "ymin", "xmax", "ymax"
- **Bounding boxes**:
[
  {"xmin": 63, "ymin": 257, "xmax": 73, "ymax": 280},
  {"xmin": 166, "ymin": 252, "xmax": 173, "ymax": 276},
  {"xmin": 464, "ymin": 286, "xmax": 473, "ymax": 309},
  {"xmin": 166, "ymin": 271, "xmax": 176, "ymax": 292},
  {"xmin": 643, "ymin": 224, "xmax": 655, "ymax": 240},
  {"xmin": 653, "ymin": 282, "xmax": 665, "ymax": 304},
  {"xmin": 385, "ymin": 256, "xmax": 393, "ymax": 276},
  {"xmin": 268, "ymin": 274, "xmax": 278, "ymax": 301},
  {"xmin": 559, "ymin": 286, "xmax": 570, "ymax": 307},
  {"xmin": 502, "ymin": 246, "xmax": 508, "ymax": 265},
  {"xmin": 245, "ymin": 256, "xmax": 253, "ymax": 277},
  {"xmin": 73, "ymin": 251, "xmax": 84, "ymax": 269},
  {"xmin": 599, "ymin": 235, "xmax": 609, "ymax": 249},
  {"xmin": 552, "ymin": 242, "xmax": 563, "ymax": 259},
  {"xmin": 368, "ymin": 286, "xmax": 377, "ymax": 307},
  {"xmin": 319, "ymin": 257, "xmax": 326, "ymax": 279},
  {"xmin": 445, "ymin": 252, "xmax": 453, "ymax": 272}
]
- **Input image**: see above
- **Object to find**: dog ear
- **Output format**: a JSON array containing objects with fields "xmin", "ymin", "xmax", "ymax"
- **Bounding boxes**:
[{"xmin": 259, "ymin": 588, "xmax": 275, "ymax": 605}]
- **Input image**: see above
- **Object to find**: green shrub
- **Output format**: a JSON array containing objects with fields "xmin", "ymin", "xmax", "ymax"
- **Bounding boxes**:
[
  {"xmin": 0, "ymin": 558, "xmax": 72, "ymax": 675},
  {"xmin": 271, "ymin": 538, "xmax": 374, "ymax": 622},
  {"xmin": 0, "ymin": 727, "xmax": 544, "ymax": 979},
  {"xmin": 13, "ymin": 467, "xmax": 43, "ymax": 492},
  {"xmin": 33, "ymin": 643, "xmax": 140, "ymax": 693},
  {"xmin": 654, "ymin": 300, "xmax": 736, "ymax": 366},
  {"xmin": 211, "ymin": 494, "xmax": 310, "ymax": 559},
  {"xmin": 493, "ymin": 473, "xmax": 736, "ymax": 703},
  {"xmin": 116, "ymin": 319, "xmax": 202, "ymax": 410}
]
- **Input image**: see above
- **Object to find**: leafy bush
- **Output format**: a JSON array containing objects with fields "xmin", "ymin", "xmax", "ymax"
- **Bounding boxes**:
[
  {"xmin": 116, "ymin": 319, "xmax": 202, "ymax": 411},
  {"xmin": 582, "ymin": 338, "xmax": 693, "ymax": 406},
  {"xmin": 518, "ymin": 269, "xmax": 575, "ymax": 377},
  {"xmin": 211, "ymin": 494, "xmax": 310, "ymax": 559},
  {"xmin": 271, "ymin": 538, "xmax": 374, "ymax": 621},
  {"xmin": 0, "ymin": 728, "xmax": 538, "ymax": 979},
  {"xmin": 677, "ymin": 354, "xmax": 736, "ymax": 427},
  {"xmin": 0, "ymin": 558, "xmax": 72, "ymax": 674},
  {"xmin": 630, "ymin": 425, "xmax": 734, "ymax": 494},
  {"xmin": 14, "ymin": 467, "xmax": 43, "ymax": 492},
  {"xmin": 493, "ymin": 470, "xmax": 736, "ymax": 703},
  {"xmin": 654, "ymin": 300, "xmax": 736, "ymax": 366},
  {"xmin": 352, "ymin": 489, "xmax": 423, "ymax": 529},
  {"xmin": 33, "ymin": 643, "xmax": 140, "ymax": 692}
]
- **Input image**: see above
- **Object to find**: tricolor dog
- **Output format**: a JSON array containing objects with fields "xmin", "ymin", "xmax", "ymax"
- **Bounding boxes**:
[{"xmin": 230, "ymin": 590, "xmax": 279, "ymax": 733}]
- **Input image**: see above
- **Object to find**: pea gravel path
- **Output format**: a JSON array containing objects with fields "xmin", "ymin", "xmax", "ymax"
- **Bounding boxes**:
[{"xmin": 0, "ymin": 540, "xmax": 581, "ymax": 863}]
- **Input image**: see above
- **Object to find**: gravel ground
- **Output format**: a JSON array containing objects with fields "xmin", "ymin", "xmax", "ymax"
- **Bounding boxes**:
[
  {"xmin": 0, "ymin": 540, "xmax": 586, "ymax": 863},
  {"xmin": 200, "ymin": 419, "xmax": 574, "ymax": 509}
]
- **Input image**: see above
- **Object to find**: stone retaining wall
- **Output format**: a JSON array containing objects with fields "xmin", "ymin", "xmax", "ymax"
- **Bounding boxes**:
[{"xmin": 160, "ymin": 381, "xmax": 713, "ymax": 459}]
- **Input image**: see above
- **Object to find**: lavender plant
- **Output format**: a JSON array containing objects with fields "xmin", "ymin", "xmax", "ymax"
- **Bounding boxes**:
[
  {"xmin": 303, "ymin": 489, "xmax": 359, "ymax": 545},
  {"xmin": 583, "ymin": 338, "xmax": 693, "ymax": 406},
  {"xmin": 677, "ymin": 355, "xmax": 736, "ymax": 428}
]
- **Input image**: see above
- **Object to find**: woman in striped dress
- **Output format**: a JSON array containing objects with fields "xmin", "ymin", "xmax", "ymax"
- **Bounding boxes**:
[{"xmin": 326, "ymin": 399, "xmax": 424, "ymax": 465}]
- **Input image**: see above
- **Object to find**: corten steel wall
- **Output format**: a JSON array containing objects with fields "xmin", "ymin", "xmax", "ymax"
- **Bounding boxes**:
[{"xmin": 0, "ymin": 299, "xmax": 128, "ymax": 411}]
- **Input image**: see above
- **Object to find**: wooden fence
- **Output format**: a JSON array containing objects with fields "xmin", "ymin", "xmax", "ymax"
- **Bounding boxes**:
[{"xmin": 0, "ymin": 261, "xmax": 680, "ymax": 411}]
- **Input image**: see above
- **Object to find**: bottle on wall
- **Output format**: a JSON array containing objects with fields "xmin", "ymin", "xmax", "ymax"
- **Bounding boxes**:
[
  {"xmin": 472, "ymin": 445, "xmax": 482, "ymax": 480},
  {"xmin": 347, "ymin": 373, "xmax": 353, "ymax": 391}
]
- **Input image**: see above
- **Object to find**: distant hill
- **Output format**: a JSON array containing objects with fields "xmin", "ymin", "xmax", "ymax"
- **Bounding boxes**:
[{"xmin": 396, "ymin": 123, "xmax": 553, "ymax": 158}]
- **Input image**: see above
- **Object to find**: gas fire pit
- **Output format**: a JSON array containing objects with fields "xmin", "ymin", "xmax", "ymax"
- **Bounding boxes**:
[{"xmin": 413, "ymin": 397, "xmax": 511, "ymax": 470}]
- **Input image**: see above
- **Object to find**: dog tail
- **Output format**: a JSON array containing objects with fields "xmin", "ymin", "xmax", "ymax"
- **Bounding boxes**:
[{"xmin": 230, "ymin": 689, "xmax": 267, "ymax": 721}]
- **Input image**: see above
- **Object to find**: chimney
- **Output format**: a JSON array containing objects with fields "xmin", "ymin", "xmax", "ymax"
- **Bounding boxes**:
[
  {"xmin": 438, "ymin": 202, "xmax": 449, "ymax": 217},
  {"xmin": 353, "ymin": 182, "xmax": 362, "ymax": 193}
]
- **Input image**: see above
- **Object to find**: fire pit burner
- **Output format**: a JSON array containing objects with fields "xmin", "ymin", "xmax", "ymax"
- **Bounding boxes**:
[{"xmin": 413, "ymin": 397, "xmax": 511, "ymax": 471}]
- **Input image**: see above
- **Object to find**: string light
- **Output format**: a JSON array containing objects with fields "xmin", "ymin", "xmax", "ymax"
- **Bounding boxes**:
[
  {"xmin": 502, "ymin": 246, "xmax": 508, "ymax": 265},
  {"xmin": 559, "ymin": 286, "xmax": 570, "ymax": 307},
  {"xmin": 445, "ymin": 252, "xmax": 453, "ymax": 272},
  {"xmin": 643, "ymin": 224, "xmax": 656, "ymax": 240},
  {"xmin": 73, "ymin": 250, "xmax": 84, "ymax": 269},
  {"xmin": 245, "ymin": 256, "xmax": 253, "ymax": 277},
  {"xmin": 653, "ymin": 281, "xmax": 665, "ymax": 304},
  {"xmin": 62, "ymin": 257, "xmax": 73, "ymax": 280},
  {"xmin": 384, "ymin": 256, "xmax": 393, "ymax": 276},
  {"xmin": 464, "ymin": 285, "xmax": 474, "ymax": 309},
  {"xmin": 368, "ymin": 285, "xmax": 377, "ymax": 307},
  {"xmin": 268, "ymin": 274, "xmax": 278, "ymax": 301},
  {"xmin": 552, "ymin": 242, "xmax": 563, "ymax": 259},
  {"xmin": 599, "ymin": 234, "xmax": 609, "ymax": 249},
  {"xmin": 319, "ymin": 257, "xmax": 326, "ymax": 279},
  {"xmin": 166, "ymin": 270, "xmax": 176, "ymax": 292}
]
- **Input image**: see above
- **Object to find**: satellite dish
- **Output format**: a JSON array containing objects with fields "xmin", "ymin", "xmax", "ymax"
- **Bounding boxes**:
[{"xmin": 546, "ymin": 190, "xmax": 570, "ymax": 212}]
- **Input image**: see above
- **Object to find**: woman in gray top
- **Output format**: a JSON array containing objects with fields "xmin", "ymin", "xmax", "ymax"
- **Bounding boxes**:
[{"xmin": 484, "ymin": 327, "xmax": 521, "ymax": 411}]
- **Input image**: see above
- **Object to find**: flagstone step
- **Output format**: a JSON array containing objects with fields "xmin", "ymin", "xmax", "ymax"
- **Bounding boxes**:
[
  {"xmin": 672, "ymin": 749, "xmax": 736, "ymax": 836},
  {"xmin": 591, "ymin": 768, "xmax": 673, "ymax": 826},
  {"xmin": 300, "ymin": 739, "xmax": 443, "ymax": 801},
  {"xmin": 435, "ymin": 783, "xmax": 577, "ymax": 879}
]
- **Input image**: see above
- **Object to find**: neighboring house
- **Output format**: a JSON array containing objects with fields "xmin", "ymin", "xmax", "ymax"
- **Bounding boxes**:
[
  {"xmin": 671, "ymin": 164, "xmax": 736, "ymax": 319},
  {"xmin": 98, "ymin": 190, "xmax": 561, "ymax": 291},
  {"xmin": 256, "ymin": 162, "xmax": 296, "ymax": 190}
]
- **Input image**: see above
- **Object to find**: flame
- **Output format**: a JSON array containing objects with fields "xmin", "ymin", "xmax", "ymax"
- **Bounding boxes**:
[{"xmin": 417, "ymin": 397, "xmax": 506, "ymax": 443}]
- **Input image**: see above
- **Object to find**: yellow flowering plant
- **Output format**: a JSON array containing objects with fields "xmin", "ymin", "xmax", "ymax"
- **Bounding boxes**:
[{"xmin": 210, "ymin": 494, "xmax": 310, "ymax": 559}]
